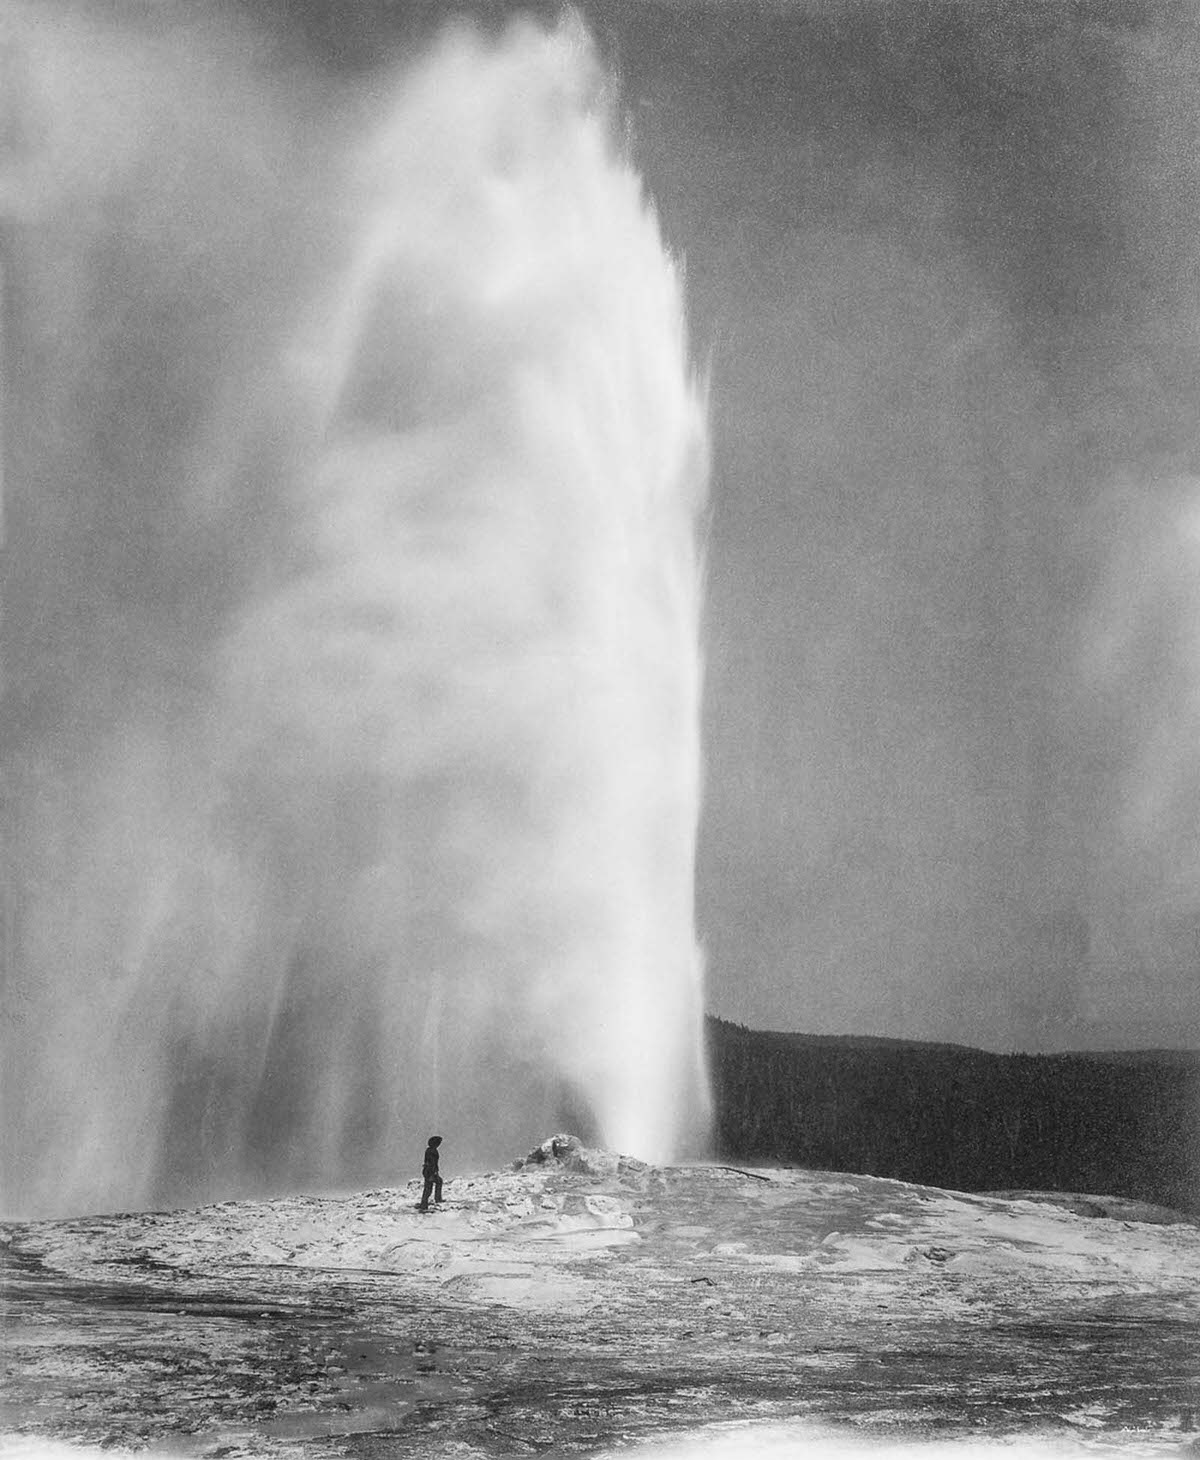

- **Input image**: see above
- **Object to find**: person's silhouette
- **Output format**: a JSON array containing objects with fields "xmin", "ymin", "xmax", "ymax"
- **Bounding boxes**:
[{"xmin": 417, "ymin": 1135, "xmax": 444, "ymax": 1211}]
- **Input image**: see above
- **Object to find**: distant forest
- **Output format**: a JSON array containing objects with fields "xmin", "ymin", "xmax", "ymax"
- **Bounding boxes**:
[{"xmin": 706, "ymin": 1016, "xmax": 1199, "ymax": 1215}]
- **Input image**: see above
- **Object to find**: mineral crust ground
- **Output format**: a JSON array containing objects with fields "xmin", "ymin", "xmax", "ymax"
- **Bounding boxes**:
[{"xmin": 3, "ymin": 1151, "xmax": 1198, "ymax": 1457}]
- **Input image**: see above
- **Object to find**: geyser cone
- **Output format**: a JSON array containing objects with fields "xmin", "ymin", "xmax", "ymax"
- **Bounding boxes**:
[{"xmin": 0, "ymin": 11, "xmax": 710, "ymax": 1217}]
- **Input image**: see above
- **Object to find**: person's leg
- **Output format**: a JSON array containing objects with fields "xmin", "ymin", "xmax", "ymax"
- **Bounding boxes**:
[
  {"xmin": 434, "ymin": 1175, "xmax": 444, "ymax": 1204},
  {"xmin": 418, "ymin": 1176, "xmax": 434, "ymax": 1210}
]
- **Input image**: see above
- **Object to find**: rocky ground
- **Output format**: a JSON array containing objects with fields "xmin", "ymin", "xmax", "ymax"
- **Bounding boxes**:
[{"xmin": 2, "ymin": 1138, "xmax": 1198, "ymax": 1459}]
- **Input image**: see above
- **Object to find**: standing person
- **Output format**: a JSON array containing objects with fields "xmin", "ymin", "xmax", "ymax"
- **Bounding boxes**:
[{"xmin": 417, "ymin": 1135, "xmax": 444, "ymax": 1211}]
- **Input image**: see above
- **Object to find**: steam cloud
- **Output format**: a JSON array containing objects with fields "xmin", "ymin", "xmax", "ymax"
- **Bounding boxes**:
[{"xmin": 0, "ymin": 6, "xmax": 710, "ymax": 1218}]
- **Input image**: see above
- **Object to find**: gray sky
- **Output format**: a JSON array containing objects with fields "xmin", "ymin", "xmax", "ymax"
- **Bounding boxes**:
[{"xmin": 584, "ymin": 0, "xmax": 1200, "ymax": 1051}]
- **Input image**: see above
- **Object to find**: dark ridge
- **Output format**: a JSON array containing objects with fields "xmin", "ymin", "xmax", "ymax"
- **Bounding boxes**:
[
  {"xmin": 706, "ymin": 1015, "xmax": 1200, "ymax": 1215},
  {"xmin": 713, "ymin": 1024, "xmax": 987, "ymax": 1056}
]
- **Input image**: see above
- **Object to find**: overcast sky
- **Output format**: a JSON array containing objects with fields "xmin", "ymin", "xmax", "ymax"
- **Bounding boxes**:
[{"xmin": 580, "ymin": 0, "xmax": 1200, "ymax": 1051}]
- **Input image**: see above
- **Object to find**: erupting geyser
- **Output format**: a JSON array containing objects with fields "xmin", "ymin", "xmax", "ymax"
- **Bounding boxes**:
[{"xmin": 0, "ymin": 9, "xmax": 711, "ymax": 1218}]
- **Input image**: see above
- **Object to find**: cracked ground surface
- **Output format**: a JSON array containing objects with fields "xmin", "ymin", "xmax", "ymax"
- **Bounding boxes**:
[{"xmin": 3, "ymin": 1160, "xmax": 1199, "ymax": 1458}]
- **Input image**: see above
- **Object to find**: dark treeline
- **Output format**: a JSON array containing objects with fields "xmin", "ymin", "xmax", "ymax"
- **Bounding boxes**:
[{"xmin": 707, "ymin": 1017, "xmax": 1199, "ymax": 1215}]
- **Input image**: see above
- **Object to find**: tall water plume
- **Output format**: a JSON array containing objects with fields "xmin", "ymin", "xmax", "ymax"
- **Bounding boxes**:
[{"xmin": 0, "ymin": 7, "xmax": 711, "ymax": 1218}]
